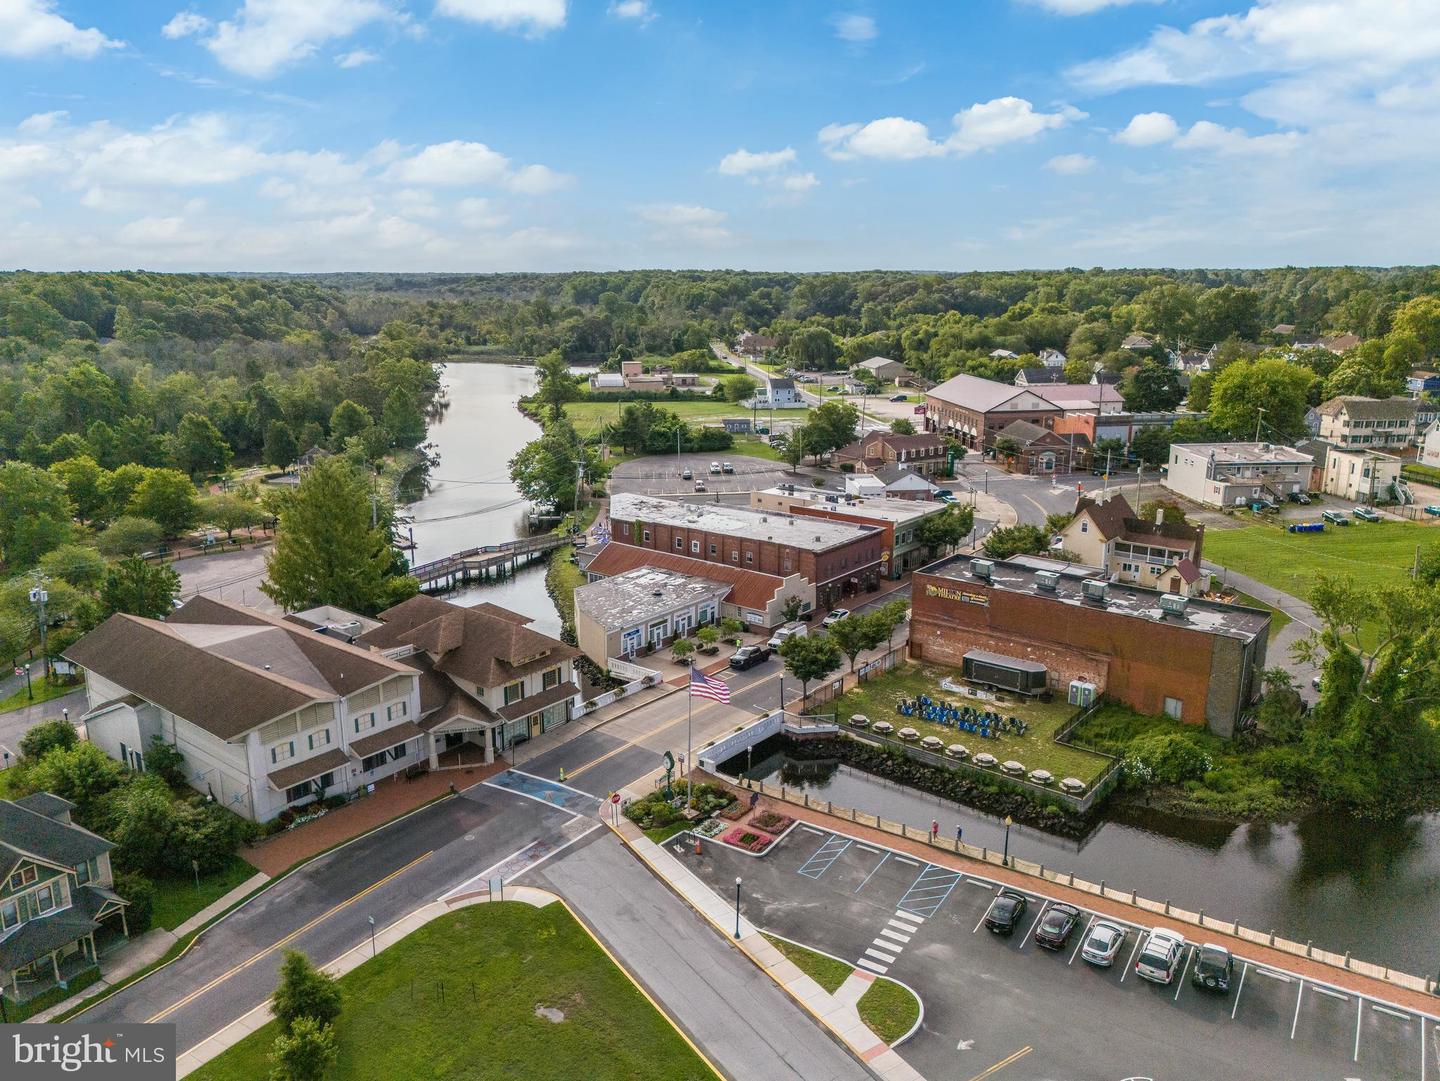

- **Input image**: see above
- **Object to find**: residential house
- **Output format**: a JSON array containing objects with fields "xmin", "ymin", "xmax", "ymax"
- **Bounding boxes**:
[
  {"xmin": 1014, "ymin": 367, "xmax": 1065, "ymax": 387},
  {"xmin": 1, "ymin": 794, "xmax": 130, "ymax": 1006},
  {"xmin": 736, "ymin": 333, "xmax": 777, "ymax": 358},
  {"xmin": 1163, "ymin": 442, "xmax": 1313, "ymax": 507},
  {"xmin": 1406, "ymin": 370, "xmax": 1440, "ymax": 395},
  {"xmin": 1038, "ymin": 348, "xmax": 1067, "ymax": 368},
  {"xmin": 579, "ymin": 542, "xmax": 814, "ymax": 632},
  {"xmin": 1320, "ymin": 447, "xmax": 1401, "ymax": 504},
  {"xmin": 989, "ymin": 348, "xmax": 1019, "ymax": 360},
  {"xmin": 1170, "ymin": 350, "xmax": 1211, "ymax": 374},
  {"xmin": 1057, "ymin": 494, "xmax": 1208, "ymax": 597},
  {"xmin": 1421, "ymin": 421, "xmax": 1440, "ymax": 469},
  {"xmin": 924, "ymin": 373, "xmax": 1063, "ymax": 451},
  {"xmin": 1121, "ymin": 334, "xmax": 1153, "ymax": 351},
  {"xmin": 750, "ymin": 377, "xmax": 804, "ymax": 409},
  {"xmin": 1315, "ymin": 396, "xmax": 1418, "ymax": 450},
  {"xmin": 993, "ymin": 420, "xmax": 1075, "ymax": 475},
  {"xmin": 872, "ymin": 462, "xmax": 942, "ymax": 500},
  {"xmin": 1322, "ymin": 333, "xmax": 1362, "ymax": 355},
  {"xmin": 1270, "ymin": 323, "xmax": 1296, "ymax": 337},
  {"xmin": 66, "ymin": 597, "xmax": 426, "ymax": 823},
  {"xmin": 607, "ymin": 492, "xmax": 883, "ymax": 608},
  {"xmin": 1091, "ymin": 370, "xmax": 1122, "ymax": 386},
  {"xmin": 574, "ymin": 566, "xmax": 730, "ymax": 664},
  {"xmin": 831, "ymin": 430, "xmax": 949, "ymax": 476},
  {"xmin": 354, "ymin": 596, "xmax": 579, "ymax": 767},
  {"xmin": 855, "ymin": 356, "xmax": 908, "ymax": 383}
]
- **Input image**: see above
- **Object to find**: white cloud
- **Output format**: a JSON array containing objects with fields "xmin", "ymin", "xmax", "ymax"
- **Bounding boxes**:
[
  {"xmin": 506, "ymin": 162, "xmax": 575, "ymax": 194},
  {"xmin": 383, "ymin": 140, "xmax": 572, "ymax": 193},
  {"xmin": 718, "ymin": 147, "xmax": 797, "ymax": 175},
  {"xmin": 456, "ymin": 196, "xmax": 507, "ymax": 229},
  {"xmin": 0, "ymin": 0, "xmax": 120, "ymax": 59},
  {"xmin": 820, "ymin": 98, "xmax": 1077, "ymax": 161},
  {"xmin": 18, "ymin": 111, "xmax": 67, "ymax": 134},
  {"xmin": 335, "ymin": 47, "xmax": 378, "ymax": 67},
  {"xmin": 609, "ymin": 0, "xmax": 655, "ymax": 24},
  {"xmin": 1115, "ymin": 111, "xmax": 1180, "ymax": 146},
  {"xmin": 435, "ymin": 0, "xmax": 567, "ymax": 34},
  {"xmin": 1044, "ymin": 153, "xmax": 1096, "ymax": 174},
  {"xmin": 1019, "ymin": 0, "xmax": 1153, "ymax": 13},
  {"xmin": 0, "ymin": 143, "xmax": 59, "ymax": 182},
  {"xmin": 161, "ymin": 11, "xmax": 212, "ymax": 39},
  {"xmin": 117, "ymin": 216, "xmax": 188, "ymax": 245},
  {"xmin": 203, "ymin": 0, "xmax": 396, "ymax": 79},
  {"xmin": 1068, "ymin": 0, "xmax": 1440, "ymax": 93},
  {"xmin": 638, "ymin": 203, "xmax": 731, "ymax": 244},
  {"xmin": 778, "ymin": 172, "xmax": 820, "ymax": 192},
  {"xmin": 831, "ymin": 13, "xmax": 876, "ymax": 43},
  {"xmin": 1173, "ymin": 120, "xmax": 1301, "ymax": 155}
]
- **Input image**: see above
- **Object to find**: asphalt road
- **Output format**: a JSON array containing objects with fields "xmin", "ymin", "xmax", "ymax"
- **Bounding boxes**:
[
  {"xmin": 0, "ymin": 688, "xmax": 87, "ymax": 764},
  {"xmin": 680, "ymin": 824, "xmax": 1430, "ymax": 1081},
  {"xmin": 608, "ymin": 453, "xmax": 799, "ymax": 498}
]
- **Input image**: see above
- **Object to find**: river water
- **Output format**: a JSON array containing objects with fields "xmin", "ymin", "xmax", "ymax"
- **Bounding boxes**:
[
  {"xmin": 734, "ymin": 749, "xmax": 1440, "ymax": 976},
  {"xmin": 401, "ymin": 362, "xmax": 563, "ymax": 636}
]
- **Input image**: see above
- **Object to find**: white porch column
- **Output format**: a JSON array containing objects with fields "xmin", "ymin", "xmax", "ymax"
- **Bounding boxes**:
[
  {"xmin": 484, "ymin": 726, "xmax": 495, "ymax": 764},
  {"xmin": 428, "ymin": 734, "xmax": 439, "ymax": 771}
]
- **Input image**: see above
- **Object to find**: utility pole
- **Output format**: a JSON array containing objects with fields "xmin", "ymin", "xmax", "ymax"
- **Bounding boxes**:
[
  {"xmin": 1104, "ymin": 449, "xmax": 1112, "ymax": 493},
  {"xmin": 1254, "ymin": 407, "xmax": 1266, "ymax": 444},
  {"xmin": 28, "ymin": 574, "xmax": 49, "ymax": 678},
  {"xmin": 571, "ymin": 459, "xmax": 586, "ymax": 535}
]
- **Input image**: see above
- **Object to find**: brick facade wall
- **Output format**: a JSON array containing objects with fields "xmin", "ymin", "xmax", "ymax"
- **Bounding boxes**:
[{"xmin": 908, "ymin": 575, "xmax": 1223, "ymax": 726}]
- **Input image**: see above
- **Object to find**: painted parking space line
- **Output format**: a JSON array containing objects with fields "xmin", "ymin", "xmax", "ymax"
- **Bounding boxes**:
[
  {"xmin": 854, "ymin": 851, "xmax": 890, "ymax": 895},
  {"xmin": 1119, "ymin": 932, "xmax": 1145, "ymax": 982},
  {"xmin": 1019, "ymin": 900, "xmax": 1049, "ymax": 950},
  {"xmin": 1291, "ymin": 981, "xmax": 1306, "ymax": 1040},
  {"xmin": 1231, "ymin": 962, "xmax": 1249, "ymax": 1019},
  {"xmin": 1354, "ymin": 996, "xmax": 1364, "ymax": 1062},
  {"xmin": 796, "ymin": 835, "xmax": 851, "ymax": 879},
  {"xmin": 897, "ymin": 864, "xmax": 964, "ymax": 918},
  {"xmin": 1173, "ymin": 946, "xmax": 1192, "ymax": 1002},
  {"xmin": 1068, "ymin": 916, "xmax": 1095, "ymax": 965},
  {"xmin": 973, "ymin": 895, "xmax": 1001, "ymax": 935}
]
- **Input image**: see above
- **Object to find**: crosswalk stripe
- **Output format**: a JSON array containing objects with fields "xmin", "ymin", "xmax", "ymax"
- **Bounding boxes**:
[
  {"xmin": 864, "ymin": 946, "xmax": 898, "ymax": 963},
  {"xmin": 857, "ymin": 958, "xmax": 889, "ymax": 974},
  {"xmin": 878, "ymin": 928, "xmax": 911, "ymax": 944}
]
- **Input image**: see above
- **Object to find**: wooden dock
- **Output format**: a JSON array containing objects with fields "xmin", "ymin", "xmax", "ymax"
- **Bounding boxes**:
[{"xmin": 411, "ymin": 533, "xmax": 571, "ymax": 593}]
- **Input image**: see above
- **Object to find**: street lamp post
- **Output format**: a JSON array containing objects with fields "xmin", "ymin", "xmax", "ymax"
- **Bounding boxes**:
[
  {"xmin": 368, "ymin": 915, "xmax": 377, "ymax": 957},
  {"xmin": 23, "ymin": 663, "xmax": 31, "ymax": 701},
  {"xmin": 1002, "ymin": 815, "xmax": 1013, "ymax": 867},
  {"xmin": 733, "ymin": 877, "xmax": 743, "ymax": 939}
]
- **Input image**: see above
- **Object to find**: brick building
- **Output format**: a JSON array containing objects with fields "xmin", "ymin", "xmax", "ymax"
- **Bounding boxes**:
[
  {"xmin": 924, "ymin": 373, "xmax": 1062, "ymax": 451},
  {"xmin": 909, "ymin": 556, "xmax": 1269, "ymax": 737},
  {"xmin": 831, "ymin": 430, "xmax": 949, "ymax": 476},
  {"xmin": 608, "ymin": 493, "xmax": 884, "ymax": 609}
]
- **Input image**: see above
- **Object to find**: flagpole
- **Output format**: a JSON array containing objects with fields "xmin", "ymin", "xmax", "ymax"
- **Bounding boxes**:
[{"xmin": 686, "ymin": 675, "xmax": 693, "ymax": 811}]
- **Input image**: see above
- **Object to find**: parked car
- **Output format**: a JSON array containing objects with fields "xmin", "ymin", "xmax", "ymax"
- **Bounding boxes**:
[
  {"xmin": 681, "ymin": 467, "xmax": 693, "ymax": 480},
  {"xmin": 1134, "ymin": 928, "xmax": 1187, "ymax": 985},
  {"xmin": 722, "ymin": 461, "xmax": 735, "ymax": 474},
  {"xmin": 1353, "ymin": 506, "xmax": 1381, "ymax": 522},
  {"xmin": 767, "ymin": 622, "xmax": 809, "ymax": 650},
  {"xmin": 890, "ymin": 393, "xmax": 907, "ymax": 402},
  {"xmin": 984, "ymin": 890, "xmax": 1029, "ymax": 935},
  {"xmin": 1191, "ymin": 944, "xmax": 1235, "ymax": 993},
  {"xmin": 709, "ymin": 461, "xmax": 722, "ymax": 474},
  {"xmin": 1320, "ymin": 509, "xmax": 1351, "ymax": 526},
  {"xmin": 1033, "ymin": 903, "xmax": 1082, "ymax": 951},
  {"xmin": 1427, "ymin": 505, "xmax": 1440, "ymax": 518},
  {"xmin": 1287, "ymin": 491, "xmax": 1312, "ymax": 504},
  {"xmin": 729, "ymin": 644, "xmax": 771, "ymax": 671},
  {"xmin": 694, "ymin": 479, "xmax": 706, "ymax": 492},
  {"xmin": 822, "ymin": 608, "xmax": 850, "ymax": 627},
  {"xmin": 1080, "ymin": 921, "xmax": 1127, "ymax": 967}
]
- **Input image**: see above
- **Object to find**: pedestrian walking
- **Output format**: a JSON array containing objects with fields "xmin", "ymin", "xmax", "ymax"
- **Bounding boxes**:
[
  {"xmin": 955, "ymin": 824, "xmax": 963, "ymax": 845},
  {"xmin": 930, "ymin": 819, "xmax": 939, "ymax": 842},
  {"xmin": 559, "ymin": 766, "xmax": 567, "ymax": 783}
]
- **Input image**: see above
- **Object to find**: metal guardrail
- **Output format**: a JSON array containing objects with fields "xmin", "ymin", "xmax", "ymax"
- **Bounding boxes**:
[{"xmin": 742, "ymin": 778, "xmax": 1436, "ymax": 1000}]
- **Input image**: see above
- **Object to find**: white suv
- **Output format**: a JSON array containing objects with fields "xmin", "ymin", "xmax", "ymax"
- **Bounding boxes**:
[{"xmin": 1134, "ymin": 928, "xmax": 1187, "ymax": 985}]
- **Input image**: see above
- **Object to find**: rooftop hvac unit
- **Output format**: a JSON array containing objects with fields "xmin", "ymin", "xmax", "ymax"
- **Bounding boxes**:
[
  {"xmin": 1159, "ymin": 593, "xmax": 1189, "ymax": 617},
  {"xmin": 970, "ymin": 558, "xmax": 994, "ymax": 581},
  {"xmin": 1035, "ymin": 570, "xmax": 1059, "ymax": 592},
  {"xmin": 1082, "ymin": 579, "xmax": 1108, "ymax": 603},
  {"xmin": 1068, "ymin": 680, "xmax": 1097, "ymax": 707}
]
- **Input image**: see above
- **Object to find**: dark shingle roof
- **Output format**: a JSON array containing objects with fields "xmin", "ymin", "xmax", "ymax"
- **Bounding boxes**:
[
  {"xmin": 12, "ymin": 792, "xmax": 75, "ymax": 821},
  {"xmin": 0, "ymin": 904, "xmax": 99, "ymax": 971},
  {"xmin": 1072, "ymin": 494, "xmax": 1135, "ymax": 541},
  {"xmin": 1316, "ymin": 396, "xmax": 1416, "ymax": 421},
  {"xmin": 0, "ymin": 798, "xmax": 112, "ymax": 870}
]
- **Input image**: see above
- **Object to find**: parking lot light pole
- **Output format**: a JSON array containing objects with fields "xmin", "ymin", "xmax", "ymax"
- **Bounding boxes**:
[
  {"xmin": 734, "ymin": 877, "xmax": 743, "ymax": 939},
  {"xmin": 1002, "ymin": 815, "xmax": 1013, "ymax": 867}
]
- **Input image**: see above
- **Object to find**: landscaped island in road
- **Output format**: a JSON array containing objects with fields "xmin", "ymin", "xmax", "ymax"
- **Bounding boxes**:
[{"xmin": 189, "ymin": 902, "xmax": 714, "ymax": 1081}]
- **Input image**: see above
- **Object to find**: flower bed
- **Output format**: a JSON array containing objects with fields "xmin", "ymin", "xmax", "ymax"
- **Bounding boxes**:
[
  {"xmin": 717, "ymin": 800, "xmax": 748, "ymax": 821},
  {"xmin": 749, "ymin": 810, "xmax": 795, "ymax": 834},
  {"xmin": 693, "ymin": 818, "xmax": 726, "ymax": 839},
  {"xmin": 722, "ymin": 827, "xmax": 773, "ymax": 853}
]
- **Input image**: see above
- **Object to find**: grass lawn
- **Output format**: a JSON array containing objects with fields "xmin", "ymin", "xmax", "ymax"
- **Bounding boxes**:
[
  {"xmin": 728, "ymin": 436, "xmax": 788, "ymax": 463},
  {"xmin": 148, "ymin": 854, "xmax": 259, "ymax": 932},
  {"xmin": 1229, "ymin": 590, "xmax": 1291, "ymax": 637},
  {"xmin": 1205, "ymin": 519, "xmax": 1435, "ymax": 599},
  {"xmin": 546, "ymin": 546, "xmax": 586, "ymax": 634},
  {"xmin": 191, "ymin": 902, "xmax": 714, "ymax": 1081},
  {"xmin": 815, "ymin": 663, "xmax": 1112, "ymax": 785},
  {"xmin": 0, "ymin": 766, "xmax": 14, "ymax": 798},
  {"xmin": 762, "ymin": 934, "xmax": 919, "ymax": 1045},
  {"xmin": 644, "ymin": 821, "xmax": 691, "ymax": 844},
  {"xmin": 0, "ymin": 677, "xmax": 81, "ymax": 714}
]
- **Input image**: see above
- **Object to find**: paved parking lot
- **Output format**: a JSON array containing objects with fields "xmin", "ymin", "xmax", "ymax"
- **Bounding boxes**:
[
  {"xmin": 676, "ymin": 824, "xmax": 1432, "ymax": 1081},
  {"xmin": 608, "ymin": 453, "xmax": 799, "ymax": 497}
]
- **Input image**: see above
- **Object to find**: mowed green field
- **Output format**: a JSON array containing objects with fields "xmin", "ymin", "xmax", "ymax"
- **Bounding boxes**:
[
  {"xmin": 1204, "ymin": 520, "xmax": 1438, "ymax": 599},
  {"xmin": 564, "ymin": 399, "xmax": 799, "ymax": 436},
  {"xmin": 190, "ymin": 902, "xmax": 714, "ymax": 1081}
]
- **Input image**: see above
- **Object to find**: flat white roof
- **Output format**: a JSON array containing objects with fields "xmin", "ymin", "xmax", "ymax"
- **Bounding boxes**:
[
  {"xmin": 610, "ymin": 493, "xmax": 880, "ymax": 552},
  {"xmin": 574, "ymin": 567, "xmax": 729, "ymax": 631},
  {"xmin": 757, "ymin": 487, "xmax": 946, "ymax": 525},
  {"xmin": 1173, "ymin": 442, "xmax": 1313, "ymax": 465}
]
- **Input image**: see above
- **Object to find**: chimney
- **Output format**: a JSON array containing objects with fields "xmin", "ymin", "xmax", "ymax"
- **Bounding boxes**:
[{"xmin": 1156, "ymin": 506, "xmax": 1164, "ymax": 525}]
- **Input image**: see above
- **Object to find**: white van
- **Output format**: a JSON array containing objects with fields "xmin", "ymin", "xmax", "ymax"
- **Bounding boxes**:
[{"xmin": 767, "ymin": 622, "xmax": 809, "ymax": 650}]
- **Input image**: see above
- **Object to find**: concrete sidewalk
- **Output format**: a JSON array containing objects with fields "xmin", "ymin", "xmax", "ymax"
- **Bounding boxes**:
[{"xmin": 1204, "ymin": 561, "xmax": 1321, "ymax": 697}]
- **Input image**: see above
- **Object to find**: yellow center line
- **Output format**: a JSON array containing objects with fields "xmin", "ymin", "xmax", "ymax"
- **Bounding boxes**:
[
  {"xmin": 567, "ymin": 669, "xmax": 785, "ymax": 781},
  {"xmin": 146, "ymin": 850, "xmax": 433, "ymax": 1023},
  {"xmin": 966, "ymin": 1045, "xmax": 1033, "ymax": 1081}
]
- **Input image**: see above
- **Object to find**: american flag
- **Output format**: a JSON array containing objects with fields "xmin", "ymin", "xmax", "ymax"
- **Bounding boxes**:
[{"xmin": 689, "ymin": 667, "xmax": 732, "ymax": 704}]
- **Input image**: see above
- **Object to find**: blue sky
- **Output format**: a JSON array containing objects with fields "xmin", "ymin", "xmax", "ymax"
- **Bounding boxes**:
[{"xmin": 2, "ymin": 0, "xmax": 1437, "ymax": 271}]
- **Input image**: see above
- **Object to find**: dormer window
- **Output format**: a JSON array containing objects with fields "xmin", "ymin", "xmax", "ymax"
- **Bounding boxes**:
[
  {"xmin": 503, "ymin": 681, "xmax": 524, "ymax": 705},
  {"xmin": 8, "ymin": 865, "xmax": 37, "ymax": 890}
]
